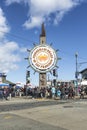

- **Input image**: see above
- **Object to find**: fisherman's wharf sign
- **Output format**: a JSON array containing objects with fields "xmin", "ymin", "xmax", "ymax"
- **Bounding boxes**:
[{"xmin": 29, "ymin": 44, "xmax": 57, "ymax": 73}]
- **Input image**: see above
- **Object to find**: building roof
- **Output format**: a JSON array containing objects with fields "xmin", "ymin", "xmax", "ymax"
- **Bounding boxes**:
[
  {"xmin": 0, "ymin": 72, "xmax": 15, "ymax": 86},
  {"xmin": 3, "ymin": 80, "xmax": 15, "ymax": 86},
  {"xmin": 80, "ymin": 68, "xmax": 87, "ymax": 74}
]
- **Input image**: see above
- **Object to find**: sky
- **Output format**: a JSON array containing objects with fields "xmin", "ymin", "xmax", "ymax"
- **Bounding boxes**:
[{"xmin": 0, "ymin": 0, "xmax": 87, "ymax": 86}]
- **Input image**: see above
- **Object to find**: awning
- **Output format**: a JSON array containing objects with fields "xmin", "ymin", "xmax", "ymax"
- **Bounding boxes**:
[{"xmin": 0, "ymin": 83, "xmax": 9, "ymax": 87}]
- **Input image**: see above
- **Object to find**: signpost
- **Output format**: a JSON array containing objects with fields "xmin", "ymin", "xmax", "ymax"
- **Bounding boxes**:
[{"xmin": 26, "ymin": 24, "xmax": 58, "ymax": 88}]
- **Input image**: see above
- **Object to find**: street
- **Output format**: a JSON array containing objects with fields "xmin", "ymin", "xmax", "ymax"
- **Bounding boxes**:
[{"xmin": 0, "ymin": 98, "xmax": 87, "ymax": 130}]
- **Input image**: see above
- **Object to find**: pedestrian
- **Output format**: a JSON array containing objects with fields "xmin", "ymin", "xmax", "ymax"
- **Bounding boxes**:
[
  {"xmin": 80, "ymin": 86, "xmax": 85, "ymax": 99},
  {"xmin": 57, "ymin": 88, "xmax": 61, "ymax": 99},
  {"xmin": 51, "ymin": 86, "xmax": 56, "ymax": 99},
  {"xmin": 3, "ymin": 88, "xmax": 9, "ymax": 100}
]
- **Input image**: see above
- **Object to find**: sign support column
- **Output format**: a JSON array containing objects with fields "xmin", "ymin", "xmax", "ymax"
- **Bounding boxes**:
[
  {"xmin": 27, "ymin": 23, "xmax": 58, "ymax": 89},
  {"xmin": 39, "ymin": 23, "xmax": 47, "ymax": 88}
]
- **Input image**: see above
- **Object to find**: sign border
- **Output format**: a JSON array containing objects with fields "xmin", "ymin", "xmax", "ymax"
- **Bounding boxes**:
[{"xmin": 28, "ymin": 44, "xmax": 58, "ymax": 73}]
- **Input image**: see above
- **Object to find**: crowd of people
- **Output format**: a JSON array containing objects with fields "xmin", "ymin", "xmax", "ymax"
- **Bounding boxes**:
[
  {"xmin": 0, "ymin": 87, "xmax": 10, "ymax": 100},
  {"xmin": 15, "ymin": 83, "xmax": 87, "ymax": 99},
  {"xmin": 0, "ymin": 83, "xmax": 87, "ymax": 100}
]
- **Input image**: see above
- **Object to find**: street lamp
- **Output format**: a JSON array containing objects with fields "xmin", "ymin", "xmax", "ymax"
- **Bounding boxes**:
[
  {"xmin": 75, "ymin": 52, "xmax": 87, "ymax": 95},
  {"xmin": 75, "ymin": 52, "xmax": 78, "ymax": 79},
  {"xmin": 75, "ymin": 52, "xmax": 78, "ymax": 95}
]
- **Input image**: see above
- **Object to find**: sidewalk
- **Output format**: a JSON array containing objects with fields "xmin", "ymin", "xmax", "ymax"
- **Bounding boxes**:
[
  {"xmin": 0, "ymin": 95, "xmax": 87, "ymax": 105},
  {"xmin": 0, "ymin": 96, "xmax": 51, "ymax": 105}
]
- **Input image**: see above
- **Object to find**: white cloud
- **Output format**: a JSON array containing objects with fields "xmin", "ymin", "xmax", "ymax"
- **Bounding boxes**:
[
  {"xmin": 0, "ymin": 8, "xmax": 26, "ymax": 73},
  {"xmin": 5, "ymin": 0, "xmax": 29, "ymax": 5},
  {"xmin": 0, "ymin": 41, "xmax": 21, "ymax": 73},
  {"xmin": 5, "ymin": 0, "xmax": 85, "ymax": 28},
  {"xmin": 0, "ymin": 8, "xmax": 10, "ymax": 38},
  {"xmin": 0, "ymin": 40, "xmax": 27, "ymax": 73},
  {"xmin": 20, "ymin": 47, "xmax": 27, "ymax": 52},
  {"xmin": 23, "ymin": 16, "xmax": 44, "ymax": 29}
]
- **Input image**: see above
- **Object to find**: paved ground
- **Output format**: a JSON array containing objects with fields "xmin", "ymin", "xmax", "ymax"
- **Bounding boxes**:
[
  {"xmin": 0, "ymin": 113, "xmax": 67, "ymax": 130},
  {"xmin": 10, "ymin": 100, "xmax": 87, "ymax": 130},
  {"xmin": 0, "ymin": 95, "xmax": 84, "ymax": 105},
  {"xmin": 0, "ymin": 97, "xmax": 87, "ymax": 130}
]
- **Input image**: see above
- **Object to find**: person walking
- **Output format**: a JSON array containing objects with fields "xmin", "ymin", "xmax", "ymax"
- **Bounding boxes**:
[
  {"xmin": 51, "ymin": 86, "xmax": 56, "ymax": 99},
  {"xmin": 80, "ymin": 86, "xmax": 85, "ymax": 99}
]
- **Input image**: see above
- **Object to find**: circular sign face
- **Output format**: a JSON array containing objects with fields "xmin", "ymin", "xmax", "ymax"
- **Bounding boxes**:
[{"xmin": 29, "ymin": 44, "xmax": 57, "ymax": 73}]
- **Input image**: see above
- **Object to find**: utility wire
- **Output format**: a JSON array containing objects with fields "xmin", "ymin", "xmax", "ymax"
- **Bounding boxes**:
[
  {"xmin": 0, "ymin": 30, "xmax": 87, "ymax": 62},
  {"xmin": 0, "ymin": 30, "xmax": 35, "ymax": 43},
  {"xmin": 59, "ymin": 49, "xmax": 87, "ymax": 62}
]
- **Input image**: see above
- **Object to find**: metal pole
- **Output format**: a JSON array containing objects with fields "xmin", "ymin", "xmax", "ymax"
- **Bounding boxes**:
[{"xmin": 75, "ymin": 52, "xmax": 78, "ymax": 95}]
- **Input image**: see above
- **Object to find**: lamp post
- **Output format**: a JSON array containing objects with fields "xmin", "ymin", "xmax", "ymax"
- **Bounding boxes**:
[
  {"xmin": 75, "ymin": 52, "xmax": 87, "ymax": 95},
  {"xmin": 75, "ymin": 52, "xmax": 78, "ymax": 95}
]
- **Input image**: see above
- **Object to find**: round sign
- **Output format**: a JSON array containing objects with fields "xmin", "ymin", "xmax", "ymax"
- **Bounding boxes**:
[{"xmin": 29, "ymin": 44, "xmax": 57, "ymax": 73}]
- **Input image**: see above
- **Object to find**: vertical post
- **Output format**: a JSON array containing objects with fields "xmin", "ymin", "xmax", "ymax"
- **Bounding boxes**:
[
  {"xmin": 39, "ymin": 23, "xmax": 47, "ymax": 88},
  {"xmin": 75, "ymin": 52, "xmax": 78, "ymax": 95}
]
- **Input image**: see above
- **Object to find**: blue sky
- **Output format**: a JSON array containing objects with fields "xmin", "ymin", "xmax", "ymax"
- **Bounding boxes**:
[{"xmin": 0, "ymin": 0, "xmax": 87, "ymax": 86}]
